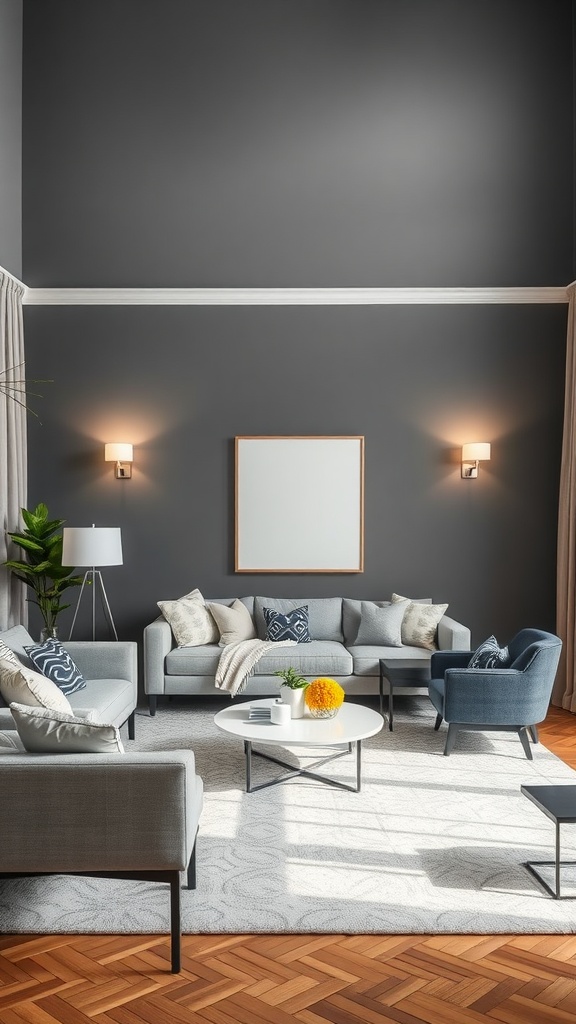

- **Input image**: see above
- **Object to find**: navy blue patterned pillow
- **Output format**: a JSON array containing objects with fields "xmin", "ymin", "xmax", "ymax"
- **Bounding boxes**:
[
  {"xmin": 468, "ymin": 635, "xmax": 511, "ymax": 669},
  {"xmin": 24, "ymin": 639, "xmax": 86, "ymax": 695},
  {"xmin": 264, "ymin": 606, "xmax": 312, "ymax": 643}
]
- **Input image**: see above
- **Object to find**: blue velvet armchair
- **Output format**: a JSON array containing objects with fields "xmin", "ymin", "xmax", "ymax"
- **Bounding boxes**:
[{"xmin": 428, "ymin": 628, "xmax": 562, "ymax": 758}]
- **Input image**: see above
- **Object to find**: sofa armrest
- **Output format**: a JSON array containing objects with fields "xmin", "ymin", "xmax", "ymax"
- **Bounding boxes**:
[
  {"xmin": 65, "ymin": 641, "xmax": 137, "ymax": 684},
  {"xmin": 430, "ymin": 650, "xmax": 473, "ymax": 677},
  {"xmin": 437, "ymin": 615, "xmax": 471, "ymax": 651},
  {"xmin": 0, "ymin": 750, "xmax": 202, "ymax": 874},
  {"xmin": 144, "ymin": 616, "xmax": 175, "ymax": 696}
]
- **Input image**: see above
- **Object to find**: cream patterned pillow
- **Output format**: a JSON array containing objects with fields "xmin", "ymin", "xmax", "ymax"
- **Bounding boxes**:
[
  {"xmin": 0, "ymin": 657, "xmax": 73, "ymax": 714},
  {"xmin": 391, "ymin": 593, "xmax": 448, "ymax": 650},
  {"xmin": 157, "ymin": 588, "xmax": 219, "ymax": 647},
  {"xmin": 208, "ymin": 599, "xmax": 256, "ymax": 646},
  {"xmin": 10, "ymin": 703, "xmax": 124, "ymax": 754}
]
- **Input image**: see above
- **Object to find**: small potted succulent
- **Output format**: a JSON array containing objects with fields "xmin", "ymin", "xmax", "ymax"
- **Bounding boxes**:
[{"xmin": 274, "ymin": 666, "xmax": 308, "ymax": 719}]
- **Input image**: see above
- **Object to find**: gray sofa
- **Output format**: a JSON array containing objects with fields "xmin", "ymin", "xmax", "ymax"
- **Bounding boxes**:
[
  {"xmin": 0, "ymin": 625, "xmax": 138, "ymax": 738},
  {"xmin": 144, "ymin": 595, "xmax": 471, "ymax": 714},
  {"xmin": 0, "ymin": 745, "xmax": 203, "ymax": 972},
  {"xmin": 0, "ymin": 624, "xmax": 204, "ymax": 972}
]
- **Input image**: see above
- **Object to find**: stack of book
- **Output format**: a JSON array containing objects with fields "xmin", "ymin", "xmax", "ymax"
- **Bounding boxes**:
[{"xmin": 248, "ymin": 705, "xmax": 272, "ymax": 721}]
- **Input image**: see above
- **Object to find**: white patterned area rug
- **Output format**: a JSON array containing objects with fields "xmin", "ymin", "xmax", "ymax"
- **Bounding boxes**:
[{"xmin": 3, "ymin": 697, "xmax": 576, "ymax": 935}]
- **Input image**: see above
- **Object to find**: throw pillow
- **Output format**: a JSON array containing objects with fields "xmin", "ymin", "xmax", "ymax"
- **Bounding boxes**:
[
  {"xmin": 157, "ymin": 588, "xmax": 219, "ymax": 647},
  {"xmin": 24, "ymin": 638, "xmax": 86, "ymax": 696},
  {"xmin": 468, "ymin": 635, "xmax": 511, "ymax": 669},
  {"xmin": 391, "ymin": 593, "xmax": 448, "ymax": 650},
  {"xmin": 354, "ymin": 600, "xmax": 409, "ymax": 647},
  {"xmin": 0, "ymin": 640, "xmax": 21, "ymax": 667},
  {"xmin": 208, "ymin": 599, "xmax": 256, "ymax": 646},
  {"xmin": 0, "ymin": 657, "xmax": 73, "ymax": 714},
  {"xmin": 9, "ymin": 702, "xmax": 124, "ymax": 754},
  {"xmin": 264, "ymin": 605, "xmax": 312, "ymax": 643}
]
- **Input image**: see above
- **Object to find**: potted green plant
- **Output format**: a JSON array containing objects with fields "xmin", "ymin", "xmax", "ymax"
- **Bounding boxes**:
[
  {"xmin": 274, "ymin": 666, "xmax": 309, "ymax": 719},
  {"xmin": 3, "ymin": 503, "xmax": 83, "ymax": 640}
]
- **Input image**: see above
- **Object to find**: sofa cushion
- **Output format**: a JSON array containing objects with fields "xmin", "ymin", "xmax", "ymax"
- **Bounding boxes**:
[
  {"xmin": 0, "ymin": 730, "xmax": 24, "ymax": 752},
  {"xmin": 0, "ymin": 657, "xmax": 73, "ymax": 714},
  {"xmin": 166, "ymin": 644, "xmax": 221, "ymax": 675},
  {"xmin": 208, "ymin": 597, "xmax": 254, "ymax": 615},
  {"xmin": 0, "ymin": 625, "xmax": 35, "ymax": 668},
  {"xmin": 355, "ymin": 600, "xmax": 409, "ymax": 647},
  {"xmin": 253, "ymin": 640, "xmax": 353, "ymax": 676},
  {"xmin": 468, "ymin": 635, "xmax": 511, "ymax": 669},
  {"xmin": 264, "ymin": 606, "xmax": 311, "ymax": 643},
  {"xmin": 391, "ymin": 594, "xmax": 448, "ymax": 650},
  {"xmin": 0, "ymin": 640, "xmax": 21, "ymax": 667},
  {"xmin": 349, "ymin": 645, "xmax": 432, "ymax": 677},
  {"xmin": 24, "ymin": 638, "xmax": 86, "ymax": 696},
  {"xmin": 208, "ymin": 599, "xmax": 256, "ymax": 646},
  {"xmin": 254, "ymin": 597, "xmax": 343, "ymax": 642},
  {"xmin": 158, "ymin": 589, "xmax": 219, "ymax": 647},
  {"xmin": 10, "ymin": 702, "xmax": 125, "ymax": 754},
  {"xmin": 66, "ymin": 678, "xmax": 135, "ymax": 726},
  {"xmin": 342, "ymin": 599, "xmax": 389, "ymax": 645}
]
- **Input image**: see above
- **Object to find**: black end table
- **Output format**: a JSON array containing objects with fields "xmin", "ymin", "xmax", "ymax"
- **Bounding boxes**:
[
  {"xmin": 521, "ymin": 785, "xmax": 576, "ymax": 898},
  {"xmin": 379, "ymin": 658, "xmax": 431, "ymax": 730}
]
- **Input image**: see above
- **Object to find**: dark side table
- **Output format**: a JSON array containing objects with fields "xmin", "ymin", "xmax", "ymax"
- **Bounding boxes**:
[
  {"xmin": 379, "ymin": 658, "xmax": 431, "ymax": 731},
  {"xmin": 521, "ymin": 785, "xmax": 576, "ymax": 898}
]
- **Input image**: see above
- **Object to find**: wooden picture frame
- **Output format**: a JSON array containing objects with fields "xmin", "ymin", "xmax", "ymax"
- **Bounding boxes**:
[{"xmin": 235, "ymin": 436, "xmax": 364, "ymax": 573}]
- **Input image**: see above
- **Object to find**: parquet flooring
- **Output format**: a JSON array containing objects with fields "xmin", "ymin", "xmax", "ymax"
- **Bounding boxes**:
[{"xmin": 2, "ymin": 704, "xmax": 576, "ymax": 1023}]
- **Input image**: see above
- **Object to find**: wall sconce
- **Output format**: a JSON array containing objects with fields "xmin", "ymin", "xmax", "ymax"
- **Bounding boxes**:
[
  {"xmin": 461, "ymin": 442, "xmax": 491, "ymax": 479},
  {"xmin": 105, "ymin": 442, "xmax": 133, "ymax": 479}
]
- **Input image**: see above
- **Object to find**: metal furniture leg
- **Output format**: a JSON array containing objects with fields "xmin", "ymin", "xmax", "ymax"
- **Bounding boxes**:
[{"xmin": 245, "ymin": 740, "xmax": 362, "ymax": 793}]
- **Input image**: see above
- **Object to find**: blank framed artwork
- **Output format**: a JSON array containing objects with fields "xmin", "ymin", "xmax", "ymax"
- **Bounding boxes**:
[{"xmin": 235, "ymin": 436, "xmax": 364, "ymax": 573}]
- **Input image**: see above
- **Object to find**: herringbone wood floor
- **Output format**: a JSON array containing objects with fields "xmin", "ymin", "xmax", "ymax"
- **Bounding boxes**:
[{"xmin": 2, "ymin": 704, "xmax": 576, "ymax": 1023}]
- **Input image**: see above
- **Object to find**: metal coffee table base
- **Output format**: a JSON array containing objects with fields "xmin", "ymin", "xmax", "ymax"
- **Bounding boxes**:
[{"xmin": 244, "ymin": 739, "xmax": 362, "ymax": 794}]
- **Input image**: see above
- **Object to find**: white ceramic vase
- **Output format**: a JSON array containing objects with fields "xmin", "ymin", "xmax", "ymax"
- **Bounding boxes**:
[{"xmin": 279, "ymin": 685, "xmax": 306, "ymax": 719}]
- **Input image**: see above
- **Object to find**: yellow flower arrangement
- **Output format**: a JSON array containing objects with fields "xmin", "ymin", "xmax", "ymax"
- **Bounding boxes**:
[{"xmin": 305, "ymin": 677, "xmax": 345, "ymax": 718}]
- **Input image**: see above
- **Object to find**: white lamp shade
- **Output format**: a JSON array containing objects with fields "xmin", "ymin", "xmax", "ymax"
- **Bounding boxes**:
[
  {"xmin": 462, "ymin": 442, "xmax": 491, "ymax": 462},
  {"xmin": 105, "ymin": 442, "xmax": 133, "ymax": 463},
  {"xmin": 62, "ymin": 527, "xmax": 123, "ymax": 567}
]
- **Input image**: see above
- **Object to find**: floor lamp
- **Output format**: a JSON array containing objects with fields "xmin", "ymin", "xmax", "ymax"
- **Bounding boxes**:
[{"xmin": 62, "ymin": 526, "xmax": 123, "ymax": 641}]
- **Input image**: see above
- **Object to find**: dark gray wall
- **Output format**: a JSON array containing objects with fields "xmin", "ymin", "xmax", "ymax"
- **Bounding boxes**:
[
  {"xmin": 23, "ymin": 302, "xmax": 566, "ymax": 646},
  {"xmin": 0, "ymin": 0, "xmax": 22, "ymax": 277},
  {"xmin": 23, "ymin": 0, "xmax": 573, "ymax": 287},
  {"xmin": 19, "ymin": 0, "xmax": 573, "ymax": 648}
]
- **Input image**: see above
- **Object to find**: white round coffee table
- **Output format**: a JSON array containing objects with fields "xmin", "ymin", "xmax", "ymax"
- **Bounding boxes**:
[{"xmin": 214, "ymin": 698, "xmax": 384, "ymax": 793}]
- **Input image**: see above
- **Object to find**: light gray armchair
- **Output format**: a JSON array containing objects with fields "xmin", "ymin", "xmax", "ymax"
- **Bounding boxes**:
[
  {"xmin": 0, "ymin": 625, "xmax": 138, "ymax": 738},
  {"xmin": 0, "ymin": 748, "xmax": 203, "ymax": 972},
  {"xmin": 428, "ymin": 628, "xmax": 562, "ymax": 758}
]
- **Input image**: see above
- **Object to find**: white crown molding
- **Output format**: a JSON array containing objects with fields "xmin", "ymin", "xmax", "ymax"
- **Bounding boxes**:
[{"xmin": 22, "ymin": 285, "xmax": 568, "ymax": 306}]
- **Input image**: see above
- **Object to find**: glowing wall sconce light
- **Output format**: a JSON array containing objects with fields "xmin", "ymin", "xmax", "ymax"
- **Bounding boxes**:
[
  {"xmin": 105, "ymin": 442, "xmax": 133, "ymax": 479},
  {"xmin": 461, "ymin": 442, "xmax": 491, "ymax": 479}
]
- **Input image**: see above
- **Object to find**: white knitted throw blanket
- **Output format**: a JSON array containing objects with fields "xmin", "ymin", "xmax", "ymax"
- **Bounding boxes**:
[{"xmin": 214, "ymin": 638, "xmax": 296, "ymax": 697}]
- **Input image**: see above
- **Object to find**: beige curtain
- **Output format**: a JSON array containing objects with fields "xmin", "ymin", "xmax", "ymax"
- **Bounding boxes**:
[{"xmin": 0, "ymin": 271, "xmax": 27, "ymax": 629}]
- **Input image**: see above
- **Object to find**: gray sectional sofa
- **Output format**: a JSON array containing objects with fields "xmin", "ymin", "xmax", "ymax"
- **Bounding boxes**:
[{"xmin": 144, "ymin": 595, "xmax": 471, "ymax": 714}]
